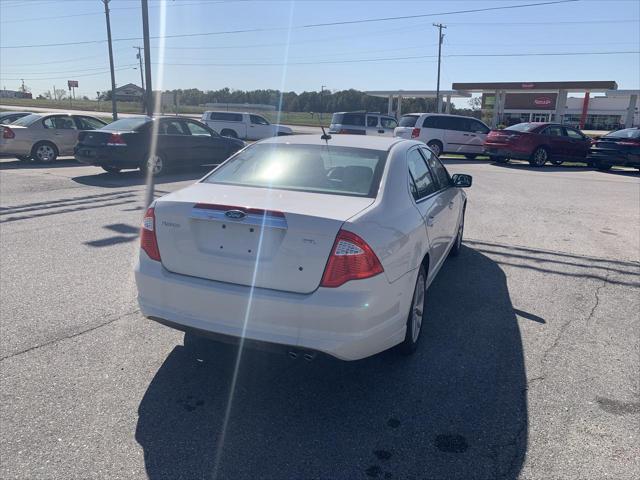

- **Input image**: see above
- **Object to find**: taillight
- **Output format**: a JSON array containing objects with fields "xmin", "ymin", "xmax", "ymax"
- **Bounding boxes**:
[
  {"xmin": 320, "ymin": 230, "xmax": 383, "ymax": 288},
  {"xmin": 2, "ymin": 127, "xmax": 15, "ymax": 139},
  {"xmin": 140, "ymin": 207, "xmax": 161, "ymax": 261},
  {"xmin": 411, "ymin": 128, "xmax": 421, "ymax": 138},
  {"xmin": 107, "ymin": 133, "xmax": 126, "ymax": 146}
]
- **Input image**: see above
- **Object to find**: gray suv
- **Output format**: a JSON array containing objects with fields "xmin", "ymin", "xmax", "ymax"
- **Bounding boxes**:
[{"xmin": 329, "ymin": 112, "xmax": 398, "ymax": 136}]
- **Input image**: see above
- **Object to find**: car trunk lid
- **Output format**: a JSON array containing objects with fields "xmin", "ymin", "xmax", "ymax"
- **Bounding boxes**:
[
  {"xmin": 77, "ymin": 130, "xmax": 134, "ymax": 146},
  {"xmin": 154, "ymin": 182, "xmax": 375, "ymax": 294}
]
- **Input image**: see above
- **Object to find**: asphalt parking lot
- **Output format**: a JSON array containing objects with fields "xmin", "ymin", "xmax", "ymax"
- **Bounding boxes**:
[{"xmin": 1, "ymin": 157, "xmax": 638, "ymax": 480}]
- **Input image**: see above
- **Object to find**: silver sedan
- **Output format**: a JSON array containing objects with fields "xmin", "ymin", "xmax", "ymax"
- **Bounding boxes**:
[{"xmin": 0, "ymin": 113, "xmax": 107, "ymax": 162}]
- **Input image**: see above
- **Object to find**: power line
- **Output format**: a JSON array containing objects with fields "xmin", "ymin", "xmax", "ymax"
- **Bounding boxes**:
[
  {"xmin": 0, "ymin": 1, "xmax": 231, "ymax": 24},
  {"xmin": 0, "ymin": 0, "xmax": 582, "ymax": 49},
  {"xmin": 148, "ymin": 50, "xmax": 639, "ymax": 67},
  {"xmin": 0, "ymin": 66, "xmax": 136, "ymax": 81}
]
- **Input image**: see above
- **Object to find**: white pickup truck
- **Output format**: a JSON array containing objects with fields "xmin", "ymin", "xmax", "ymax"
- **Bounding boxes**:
[{"xmin": 201, "ymin": 111, "xmax": 293, "ymax": 140}]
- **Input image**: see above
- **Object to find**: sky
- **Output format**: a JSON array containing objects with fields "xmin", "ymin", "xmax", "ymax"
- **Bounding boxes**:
[{"xmin": 0, "ymin": 0, "xmax": 639, "ymax": 104}]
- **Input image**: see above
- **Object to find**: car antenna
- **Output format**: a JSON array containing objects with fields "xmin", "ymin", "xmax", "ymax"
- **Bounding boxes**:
[{"xmin": 321, "ymin": 126, "xmax": 331, "ymax": 141}]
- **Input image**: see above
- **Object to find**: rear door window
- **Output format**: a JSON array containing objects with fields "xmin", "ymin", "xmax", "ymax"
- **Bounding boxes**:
[
  {"xmin": 422, "ymin": 116, "xmax": 445, "ymax": 129},
  {"xmin": 407, "ymin": 149, "xmax": 438, "ymax": 200},
  {"xmin": 366, "ymin": 116, "xmax": 379, "ymax": 127},
  {"xmin": 43, "ymin": 116, "xmax": 76, "ymax": 130},
  {"xmin": 159, "ymin": 119, "xmax": 189, "ymax": 135},
  {"xmin": 543, "ymin": 126, "xmax": 565, "ymax": 137}
]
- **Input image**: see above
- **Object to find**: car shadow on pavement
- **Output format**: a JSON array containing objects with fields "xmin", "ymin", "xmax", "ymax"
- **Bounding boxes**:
[
  {"xmin": 0, "ymin": 158, "xmax": 82, "ymax": 170},
  {"xmin": 72, "ymin": 166, "xmax": 214, "ymax": 188},
  {"xmin": 135, "ymin": 246, "xmax": 528, "ymax": 480}
]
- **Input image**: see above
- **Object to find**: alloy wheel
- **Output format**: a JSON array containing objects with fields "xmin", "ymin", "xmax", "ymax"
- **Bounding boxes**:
[
  {"xmin": 147, "ymin": 154, "xmax": 163, "ymax": 175},
  {"xmin": 36, "ymin": 145, "xmax": 55, "ymax": 162}
]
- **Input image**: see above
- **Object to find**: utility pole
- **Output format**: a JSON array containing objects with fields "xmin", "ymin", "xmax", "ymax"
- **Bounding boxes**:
[
  {"xmin": 20, "ymin": 79, "xmax": 25, "ymax": 93},
  {"xmin": 133, "ymin": 46, "xmax": 145, "ymax": 91},
  {"xmin": 433, "ymin": 23, "xmax": 446, "ymax": 114},
  {"xmin": 102, "ymin": 0, "xmax": 118, "ymax": 120},
  {"xmin": 141, "ymin": 0, "xmax": 155, "ymax": 207},
  {"xmin": 134, "ymin": 46, "xmax": 146, "ymax": 113},
  {"xmin": 141, "ymin": 0, "xmax": 153, "ymax": 117}
]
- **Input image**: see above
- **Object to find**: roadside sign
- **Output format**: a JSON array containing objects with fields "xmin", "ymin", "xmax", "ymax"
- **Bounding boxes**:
[{"xmin": 67, "ymin": 80, "xmax": 79, "ymax": 88}]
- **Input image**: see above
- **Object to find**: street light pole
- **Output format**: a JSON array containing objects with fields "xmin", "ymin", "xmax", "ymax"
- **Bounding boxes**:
[
  {"xmin": 134, "ymin": 46, "xmax": 146, "ymax": 113},
  {"xmin": 433, "ymin": 23, "xmax": 446, "ymax": 114},
  {"xmin": 102, "ymin": 0, "xmax": 118, "ymax": 121}
]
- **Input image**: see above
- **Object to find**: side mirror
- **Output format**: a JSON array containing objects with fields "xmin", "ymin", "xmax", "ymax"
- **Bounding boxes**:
[{"xmin": 452, "ymin": 173, "xmax": 472, "ymax": 188}]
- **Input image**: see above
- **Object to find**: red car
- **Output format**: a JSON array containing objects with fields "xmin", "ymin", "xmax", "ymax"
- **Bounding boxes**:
[{"xmin": 483, "ymin": 122, "xmax": 591, "ymax": 167}]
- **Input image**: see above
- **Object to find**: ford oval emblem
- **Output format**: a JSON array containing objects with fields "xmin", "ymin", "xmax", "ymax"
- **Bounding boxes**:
[{"xmin": 225, "ymin": 209, "xmax": 247, "ymax": 219}]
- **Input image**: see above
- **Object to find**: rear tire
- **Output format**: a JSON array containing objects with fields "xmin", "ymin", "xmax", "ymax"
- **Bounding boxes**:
[
  {"xmin": 221, "ymin": 129, "xmax": 238, "ymax": 139},
  {"xmin": 399, "ymin": 265, "xmax": 426, "ymax": 355},
  {"xmin": 101, "ymin": 166, "xmax": 121, "ymax": 174},
  {"xmin": 141, "ymin": 152, "xmax": 169, "ymax": 176},
  {"xmin": 427, "ymin": 140, "xmax": 443, "ymax": 157},
  {"xmin": 31, "ymin": 141, "xmax": 58, "ymax": 163},
  {"xmin": 449, "ymin": 206, "xmax": 465, "ymax": 257},
  {"xmin": 529, "ymin": 146, "xmax": 549, "ymax": 167}
]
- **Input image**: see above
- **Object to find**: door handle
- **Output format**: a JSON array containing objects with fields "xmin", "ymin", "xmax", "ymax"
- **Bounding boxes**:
[{"xmin": 427, "ymin": 216, "xmax": 435, "ymax": 227}]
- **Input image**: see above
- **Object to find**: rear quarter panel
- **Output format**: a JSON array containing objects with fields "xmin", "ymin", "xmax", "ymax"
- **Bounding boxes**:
[{"xmin": 346, "ymin": 142, "xmax": 429, "ymax": 284}]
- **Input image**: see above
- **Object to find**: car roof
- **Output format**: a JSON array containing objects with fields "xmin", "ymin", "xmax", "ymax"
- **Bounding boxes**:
[
  {"xmin": 403, "ymin": 113, "xmax": 482, "ymax": 120},
  {"xmin": 259, "ymin": 133, "xmax": 414, "ymax": 150},
  {"xmin": 0, "ymin": 111, "xmax": 31, "ymax": 116}
]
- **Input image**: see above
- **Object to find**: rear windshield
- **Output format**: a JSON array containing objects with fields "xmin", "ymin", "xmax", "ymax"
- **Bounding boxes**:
[
  {"xmin": 506, "ymin": 123, "xmax": 538, "ymax": 132},
  {"xmin": 101, "ymin": 117, "xmax": 151, "ymax": 131},
  {"xmin": 331, "ymin": 113, "xmax": 365, "ymax": 126},
  {"xmin": 398, "ymin": 115, "xmax": 419, "ymax": 127},
  {"xmin": 604, "ymin": 128, "xmax": 640, "ymax": 139},
  {"xmin": 11, "ymin": 114, "xmax": 42, "ymax": 126},
  {"xmin": 204, "ymin": 143, "xmax": 387, "ymax": 197}
]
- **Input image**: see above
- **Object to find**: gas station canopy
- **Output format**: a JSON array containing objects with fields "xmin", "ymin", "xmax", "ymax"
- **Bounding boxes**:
[{"xmin": 365, "ymin": 89, "xmax": 471, "ymax": 117}]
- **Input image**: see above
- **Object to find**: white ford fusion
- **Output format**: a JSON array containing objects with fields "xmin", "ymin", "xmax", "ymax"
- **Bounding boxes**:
[{"xmin": 135, "ymin": 134, "xmax": 472, "ymax": 360}]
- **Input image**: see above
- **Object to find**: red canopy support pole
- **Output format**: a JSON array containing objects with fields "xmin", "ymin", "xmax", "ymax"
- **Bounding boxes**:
[{"xmin": 579, "ymin": 92, "xmax": 590, "ymax": 129}]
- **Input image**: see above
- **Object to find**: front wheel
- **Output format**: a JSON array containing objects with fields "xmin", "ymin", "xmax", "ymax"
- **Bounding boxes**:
[
  {"xmin": 399, "ymin": 265, "xmax": 426, "ymax": 355},
  {"xmin": 427, "ymin": 141, "xmax": 442, "ymax": 157},
  {"xmin": 529, "ymin": 146, "xmax": 549, "ymax": 167}
]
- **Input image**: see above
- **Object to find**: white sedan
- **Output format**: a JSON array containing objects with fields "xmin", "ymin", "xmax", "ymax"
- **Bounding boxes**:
[{"xmin": 135, "ymin": 134, "xmax": 472, "ymax": 360}]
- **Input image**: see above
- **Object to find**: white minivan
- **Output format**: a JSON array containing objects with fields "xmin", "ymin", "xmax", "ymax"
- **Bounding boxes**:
[
  {"xmin": 201, "ymin": 111, "xmax": 293, "ymax": 140},
  {"xmin": 394, "ymin": 114, "xmax": 490, "ymax": 158}
]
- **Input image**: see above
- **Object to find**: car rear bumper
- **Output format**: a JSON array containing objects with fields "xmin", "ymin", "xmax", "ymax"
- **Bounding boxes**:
[
  {"xmin": 0, "ymin": 142, "xmax": 31, "ymax": 156},
  {"xmin": 588, "ymin": 150, "xmax": 640, "ymax": 167},
  {"xmin": 74, "ymin": 146, "xmax": 141, "ymax": 168},
  {"xmin": 135, "ymin": 253, "xmax": 413, "ymax": 360}
]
